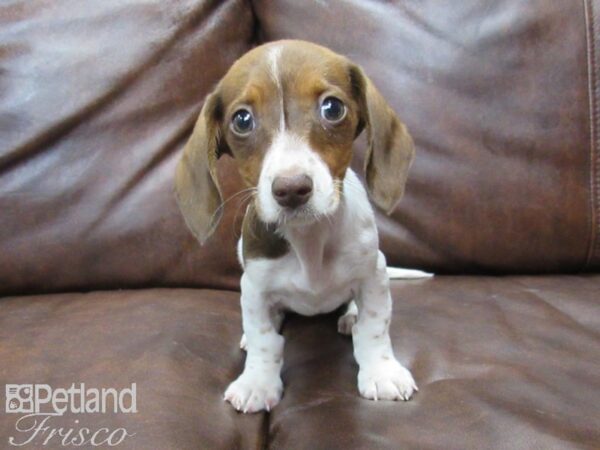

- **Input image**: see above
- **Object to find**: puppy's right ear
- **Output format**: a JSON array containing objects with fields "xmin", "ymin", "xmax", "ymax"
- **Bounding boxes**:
[{"xmin": 175, "ymin": 91, "xmax": 227, "ymax": 245}]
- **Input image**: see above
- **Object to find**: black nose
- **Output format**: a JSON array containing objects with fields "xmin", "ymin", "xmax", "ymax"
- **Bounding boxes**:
[{"xmin": 271, "ymin": 175, "xmax": 313, "ymax": 208}]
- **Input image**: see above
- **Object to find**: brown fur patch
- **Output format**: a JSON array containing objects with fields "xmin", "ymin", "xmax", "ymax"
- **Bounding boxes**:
[{"xmin": 242, "ymin": 203, "xmax": 289, "ymax": 262}]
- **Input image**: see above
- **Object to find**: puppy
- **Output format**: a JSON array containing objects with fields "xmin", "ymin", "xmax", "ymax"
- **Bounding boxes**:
[{"xmin": 175, "ymin": 40, "xmax": 417, "ymax": 413}]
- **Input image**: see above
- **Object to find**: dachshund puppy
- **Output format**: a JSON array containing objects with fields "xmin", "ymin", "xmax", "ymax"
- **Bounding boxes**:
[{"xmin": 175, "ymin": 40, "xmax": 417, "ymax": 413}]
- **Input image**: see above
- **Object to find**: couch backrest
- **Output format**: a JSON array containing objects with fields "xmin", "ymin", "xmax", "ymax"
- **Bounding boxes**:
[
  {"xmin": 253, "ymin": 0, "xmax": 600, "ymax": 274},
  {"xmin": 1, "ymin": 0, "xmax": 598, "ymax": 295},
  {"xmin": 0, "ymin": 0, "xmax": 253, "ymax": 294}
]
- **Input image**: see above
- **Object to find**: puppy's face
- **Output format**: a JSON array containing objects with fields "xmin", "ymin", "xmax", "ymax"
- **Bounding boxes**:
[
  {"xmin": 219, "ymin": 42, "xmax": 361, "ymax": 226},
  {"xmin": 175, "ymin": 40, "xmax": 414, "ymax": 243}
]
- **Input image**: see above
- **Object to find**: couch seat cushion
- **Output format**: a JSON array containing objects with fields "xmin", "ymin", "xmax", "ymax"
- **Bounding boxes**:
[
  {"xmin": 0, "ymin": 288, "xmax": 263, "ymax": 450},
  {"xmin": 2, "ymin": 277, "xmax": 599, "ymax": 449}
]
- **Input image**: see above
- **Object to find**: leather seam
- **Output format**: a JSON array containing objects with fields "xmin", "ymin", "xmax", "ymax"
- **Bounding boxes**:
[
  {"xmin": 584, "ymin": 0, "xmax": 600, "ymax": 269},
  {"xmin": 246, "ymin": 0, "xmax": 264, "ymax": 46}
]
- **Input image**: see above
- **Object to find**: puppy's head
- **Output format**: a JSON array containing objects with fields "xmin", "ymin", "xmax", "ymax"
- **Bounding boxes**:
[{"xmin": 175, "ymin": 40, "xmax": 414, "ymax": 244}]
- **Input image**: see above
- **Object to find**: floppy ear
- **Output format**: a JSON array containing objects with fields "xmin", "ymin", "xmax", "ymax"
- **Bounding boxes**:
[
  {"xmin": 350, "ymin": 65, "xmax": 415, "ymax": 214},
  {"xmin": 174, "ymin": 91, "xmax": 226, "ymax": 245}
]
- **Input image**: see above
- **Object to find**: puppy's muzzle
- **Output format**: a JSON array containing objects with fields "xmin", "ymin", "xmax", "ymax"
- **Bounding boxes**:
[{"xmin": 271, "ymin": 174, "xmax": 313, "ymax": 209}]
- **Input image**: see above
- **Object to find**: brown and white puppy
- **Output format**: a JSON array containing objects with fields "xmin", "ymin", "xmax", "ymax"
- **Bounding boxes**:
[{"xmin": 175, "ymin": 40, "xmax": 420, "ymax": 413}]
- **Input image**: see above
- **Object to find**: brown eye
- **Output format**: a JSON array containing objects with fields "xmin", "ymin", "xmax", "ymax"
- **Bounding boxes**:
[
  {"xmin": 231, "ymin": 109, "xmax": 255, "ymax": 135},
  {"xmin": 320, "ymin": 96, "xmax": 346, "ymax": 123}
]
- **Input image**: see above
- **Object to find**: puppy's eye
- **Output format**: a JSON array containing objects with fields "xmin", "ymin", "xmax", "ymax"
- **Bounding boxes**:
[
  {"xmin": 320, "ymin": 96, "xmax": 346, "ymax": 124},
  {"xmin": 231, "ymin": 109, "xmax": 255, "ymax": 135}
]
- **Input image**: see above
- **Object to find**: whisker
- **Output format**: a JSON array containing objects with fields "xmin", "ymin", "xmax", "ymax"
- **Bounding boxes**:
[
  {"xmin": 231, "ymin": 191, "xmax": 257, "ymax": 239},
  {"xmin": 208, "ymin": 187, "xmax": 258, "ymax": 227}
]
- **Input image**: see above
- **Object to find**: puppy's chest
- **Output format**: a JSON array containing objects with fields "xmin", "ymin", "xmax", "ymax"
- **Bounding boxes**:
[{"xmin": 259, "ymin": 236, "xmax": 374, "ymax": 315}]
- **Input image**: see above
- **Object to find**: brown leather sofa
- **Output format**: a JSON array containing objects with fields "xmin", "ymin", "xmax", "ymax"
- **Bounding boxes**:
[{"xmin": 1, "ymin": 1, "xmax": 599, "ymax": 449}]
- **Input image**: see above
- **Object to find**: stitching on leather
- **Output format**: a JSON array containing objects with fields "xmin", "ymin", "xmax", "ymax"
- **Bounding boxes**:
[{"xmin": 584, "ymin": 0, "xmax": 600, "ymax": 269}]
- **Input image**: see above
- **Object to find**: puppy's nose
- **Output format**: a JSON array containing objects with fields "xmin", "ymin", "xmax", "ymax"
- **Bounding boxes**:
[{"xmin": 271, "ymin": 174, "xmax": 313, "ymax": 208}]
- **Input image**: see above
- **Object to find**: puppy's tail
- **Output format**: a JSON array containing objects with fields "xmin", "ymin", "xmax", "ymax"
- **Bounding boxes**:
[{"xmin": 386, "ymin": 266, "xmax": 434, "ymax": 279}]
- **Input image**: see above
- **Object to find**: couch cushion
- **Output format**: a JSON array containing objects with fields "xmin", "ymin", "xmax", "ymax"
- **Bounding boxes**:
[
  {"xmin": 1, "ymin": 278, "xmax": 598, "ymax": 449},
  {"xmin": 269, "ymin": 275, "xmax": 600, "ymax": 449},
  {"xmin": 0, "ymin": 288, "xmax": 264, "ymax": 450},
  {"xmin": 0, "ymin": 0, "xmax": 253, "ymax": 295},
  {"xmin": 254, "ymin": 0, "xmax": 600, "ymax": 273}
]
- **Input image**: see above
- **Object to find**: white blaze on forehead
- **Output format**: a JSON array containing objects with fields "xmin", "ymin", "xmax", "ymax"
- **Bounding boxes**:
[
  {"xmin": 264, "ymin": 132, "xmax": 317, "ymax": 174},
  {"xmin": 267, "ymin": 45, "xmax": 285, "ymax": 131}
]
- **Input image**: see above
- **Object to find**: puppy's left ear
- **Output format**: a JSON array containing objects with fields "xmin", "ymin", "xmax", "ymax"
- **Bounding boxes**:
[{"xmin": 350, "ymin": 65, "xmax": 415, "ymax": 214}]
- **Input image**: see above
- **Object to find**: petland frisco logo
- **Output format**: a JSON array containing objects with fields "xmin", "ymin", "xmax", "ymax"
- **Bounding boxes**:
[{"xmin": 5, "ymin": 383, "xmax": 136, "ymax": 447}]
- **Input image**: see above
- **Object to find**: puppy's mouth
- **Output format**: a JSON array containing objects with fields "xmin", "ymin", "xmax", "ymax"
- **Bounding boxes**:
[{"xmin": 277, "ymin": 204, "xmax": 319, "ymax": 226}]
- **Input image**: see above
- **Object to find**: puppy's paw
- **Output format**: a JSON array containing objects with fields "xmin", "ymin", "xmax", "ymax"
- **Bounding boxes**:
[
  {"xmin": 224, "ymin": 372, "xmax": 283, "ymax": 413},
  {"xmin": 337, "ymin": 312, "xmax": 357, "ymax": 336},
  {"xmin": 358, "ymin": 359, "xmax": 417, "ymax": 401},
  {"xmin": 239, "ymin": 334, "xmax": 247, "ymax": 351}
]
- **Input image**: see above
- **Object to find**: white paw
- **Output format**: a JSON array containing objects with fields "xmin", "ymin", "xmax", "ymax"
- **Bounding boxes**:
[
  {"xmin": 224, "ymin": 372, "xmax": 283, "ymax": 413},
  {"xmin": 239, "ymin": 334, "xmax": 247, "ymax": 351},
  {"xmin": 358, "ymin": 359, "xmax": 418, "ymax": 401},
  {"xmin": 337, "ymin": 312, "xmax": 357, "ymax": 336}
]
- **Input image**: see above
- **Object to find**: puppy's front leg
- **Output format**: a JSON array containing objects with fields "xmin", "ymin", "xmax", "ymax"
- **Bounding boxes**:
[
  {"xmin": 353, "ymin": 251, "xmax": 418, "ymax": 401},
  {"xmin": 224, "ymin": 274, "xmax": 284, "ymax": 413}
]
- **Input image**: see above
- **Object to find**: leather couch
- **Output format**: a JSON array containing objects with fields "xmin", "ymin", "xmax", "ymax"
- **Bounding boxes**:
[{"xmin": 1, "ymin": 1, "xmax": 599, "ymax": 448}]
